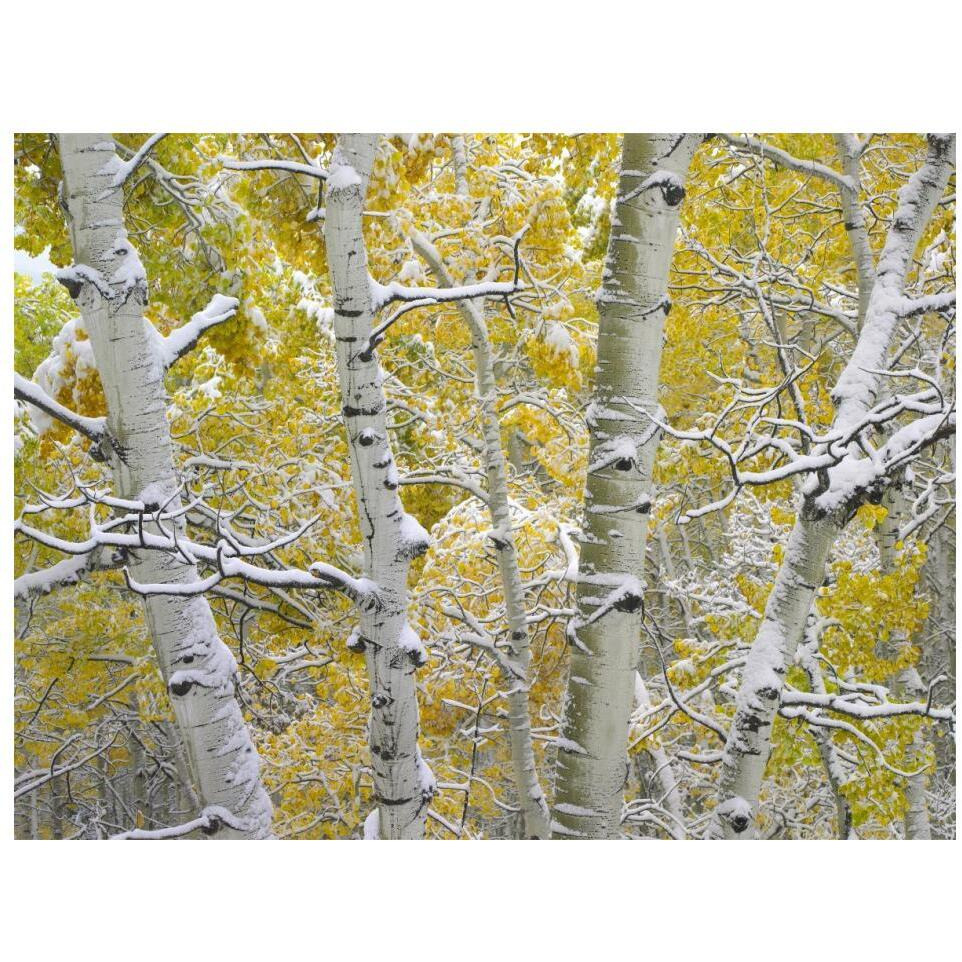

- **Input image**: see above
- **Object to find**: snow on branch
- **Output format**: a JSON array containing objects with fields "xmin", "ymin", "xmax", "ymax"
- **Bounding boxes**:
[
  {"xmin": 399, "ymin": 469, "xmax": 490, "ymax": 505},
  {"xmin": 440, "ymin": 605, "xmax": 525, "ymax": 680},
  {"xmin": 14, "ymin": 735, "xmax": 119, "ymax": 800},
  {"xmin": 14, "ymin": 372, "xmax": 108, "ymax": 447},
  {"xmin": 806, "ymin": 407, "xmax": 956, "ymax": 516},
  {"xmin": 156, "ymin": 293, "xmax": 240, "ymax": 369},
  {"xmin": 369, "ymin": 276, "xmax": 524, "ymax": 313},
  {"xmin": 221, "ymin": 156, "xmax": 329, "ymax": 180},
  {"xmin": 14, "ymin": 514, "xmax": 377, "ymax": 610},
  {"xmin": 13, "ymin": 551, "xmax": 115, "ymax": 599},
  {"xmin": 99, "ymin": 133, "xmax": 168, "ymax": 193},
  {"xmin": 779, "ymin": 688, "xmax": 954, "ymax": 722},
  {"xmin": 719, "ymin": 134, "xmax": 854, "ymax": 192},
  {"xmin": 111, "ymin": 805, "xmax": 247, "ymax": 839},
  {"xmin": 644, "ymin": 374, "xmax": 953, "ymax": 522},
  {"xmin": 54, "ymin": 264, "xmax": 113, "ymax": 301},
  {"xmin": 778, "ymin": 705, "xmax": 933, "ymax": 779},
  {"xmin": 370, "ymin": 225, "xmax": 528, "ymax": 313},
  {"xmin": 896, "ymin": 291, "xmax": 956, "ymax": 318}
]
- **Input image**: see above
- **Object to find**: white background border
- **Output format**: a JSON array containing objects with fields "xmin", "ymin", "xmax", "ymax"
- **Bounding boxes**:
[{"xmin": 3, "ymin": 1, "xmax": 959, "ymax": 957}]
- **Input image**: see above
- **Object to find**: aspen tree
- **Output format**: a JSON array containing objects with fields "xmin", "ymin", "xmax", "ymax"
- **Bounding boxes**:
[{"xmin": 552, "ymin": 133, "xmax": 702, "ymax": 838}]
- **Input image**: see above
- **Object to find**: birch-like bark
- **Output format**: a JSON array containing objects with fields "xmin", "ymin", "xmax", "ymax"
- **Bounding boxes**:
[
  {"xmin": 411, "ymin": 231, "xmax": 550, "ymax": 839},
  {"xmin": 325, "ymin": 134, "xmax": 435, "ymax": 840},
  {"xmin": 706, "ymin": 134, "xmax": 954, "ymax": 839},
  {"xmin": 551, "ymin": 133, "xmax": 701, "ymax": 838},
  {"xmin": 877, "ymin": 487, "xmax": 933, "ymax": 839},
  {"xmin": 833, "ymin": 134, "xmax": 876, "ymax": 329},
  {"xmin": 633, "ymin": 672, "xmax": 686, "ymax": 838},
  {"xmin": 56, "ymin": 134, "xmax": 272, "ymax": 839},
  {"xmin": 797, "ymin": 619, "xmax": 854, "ymax": 839}
]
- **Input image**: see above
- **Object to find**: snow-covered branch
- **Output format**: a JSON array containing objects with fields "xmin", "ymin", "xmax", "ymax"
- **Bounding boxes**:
[
  {"xmin": 155, "ymin": 293, "xmax": 240, "ymax": 369},
  {"xmin": 111, "ymin": 805, "xmax": 248, "ymax": 839},
  {"xmin": 807, "ymin": 408, "xmax": 956, "ymax": 516},
  {"xmin": 14, "ymin": 516, "xmax": 376, "ymax": 609},
  {"xmin": 369, "ymin": 276, "xmax": 524, "ymax": 313},
  {"xmin": 101, "ymin": 133, "xmax": 168, "ymax": 192},
  {"xmin": 780, "ymin": 687, "xmax": 954, "ymax": 722},
  {"xmin": 14, "ymin": 372, "xmax": 108, "ymax": 447},
  {"xmin": 221, "ymin": 156, "xmax": 328, "ymax": 180},
  {"xmin": 14, "ymin": 551, "xmax": 117, "ymax": 599},
  {"xmin": 719, "ymin": 133, "xmax": 854, "ymax": 192}
]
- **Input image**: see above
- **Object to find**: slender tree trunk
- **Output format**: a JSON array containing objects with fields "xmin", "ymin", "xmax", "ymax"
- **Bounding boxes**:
[
  {"xmin": 877, "ymin": 487, "xmax": 933, "ymax": 839},
  {"xmin": 551, "ymin": 133, "xmax": 701, "ymax": 838},
  {"xmin": 56, "ymin": 134, "xmax": 273, "ymax": 839},
  {"xmin": 834, "ymin": 134, "xmax": 875, "ymax": 329},
  {"xmin": 633, "ymin": 672, "xmax": 686, "ymax": 838},
  {"xmin": 411, "ymin": 231, "xmax": 550, "ymax": 839},
  {"xmin": 798, "ymin": 618, "xmax": 854, "ymax": 838},
  {"xmin": 325, "ymin": 134, "xmax": 435, "ymax": 840},
  {"xmin": 706, "ymin": 134, "xmax": 954, "ymax": 839}
]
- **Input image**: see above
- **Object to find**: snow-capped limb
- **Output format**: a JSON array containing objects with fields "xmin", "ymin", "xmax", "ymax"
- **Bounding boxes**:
[
  {"xmin": 834, "ymin": 134, "xmax": 876, "ymax": 329},
  {"xmin": 16, "ymin": 513, "xmax": 375, "ymax": 606},
  {"xmin": 13, "ymin": 372, "xmax": 108, "ymax": 447},
  {"xmin": 646, "ymin": 380, "xmax": 949, "ymax": 519},
  {"xmin": 719, "ymin": 133, "xmax": 854, "ymax": 193},
  {"xmin": 778, "ymin": 705, "xmax": 932, "ymax": 780},
  {"xmin": 399, "ymin": 469, "xmax": 490, "ymax": 505},
  {"xmin": 363, "ymin": 297, "xmax": 440, "ymax": 358},
  {"xmin": 221, "ymin": 155, "xmax": 329, "ymax": 180},
  {"xmin": 440, "ymin": 604, "xmax": 524, "ymax": 679},
  {"xmin": 684, "ymin": 235, "xmax": 859, "ymax": 337},
  {"xmin": 100, "ymin": 133, "xmax": 168, "ymax": 192},
  {"xmin": 156, "ymin": 293, "xmax": 240, "ymax": 369},
  {"xmin": 780, "ymin": 682, "xmax": 954, "ymax": 722},
  {"xmin": 14, "ymin": 735, "xmax": 119, "ymax": 800},
  {"xmin": 808, "ymin": 408, "xmax": 956, "ymax": 517},
  {"xmin": 369, "ymin": 276, "xmax": 524, "ymax": 313},
  {"xmin": 14, "ymin": 551, "xmax": 114, "ymax": 599},
  {"xmin": 553, "ymin": 134, "xmax": 702, "ymax": 839},
  {"xmin": 622, "ymin": 169, "xmax": 687, "ymax": 204},
  {"xmin": 587, "ymin": 427, "xmax": 659, "ymax": 474},
  {"xmin": 111, "ymin": 804, "xmax": 247, "ymax": 839},
  {"xmin": 896, "ymin": 290, "xmax": 956, "ymax": 317},
  {"xmin": 56, "ymin": 237, "xmax": 147, "ymax": 306}
]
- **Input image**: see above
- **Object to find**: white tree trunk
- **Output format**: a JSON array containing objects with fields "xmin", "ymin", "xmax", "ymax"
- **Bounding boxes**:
[
  {"xmin": 833, "ymin": 134, "xmax": 875, "ymax": 329},
  {"xmin": 706, "ymin": 134, "xmax": 954, "ymax": 839},
  {"xmin": 877, "ymin": 487, "xmax": 933, "ymax": 839},
  {"xmin": 551, "ymin": 133, "xmax": 701, "ymax": 838},
  {"xmin": 633, "ymin": 672, "xmax": 686, "ymax": 838},
  {"xmin": 411, "ymin": 231, "xmax": 550, "ymax": 839},
  {"xmin": 798, "ymin": 619, "xmax": 854, "ymax": 839},
  {"xmin": 57, "ymin": 134, "xmax": 273, "ymax": 839},
  {"xmin": 325, "ymin": 134, "xmax": 435, "ymax": 840}
]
